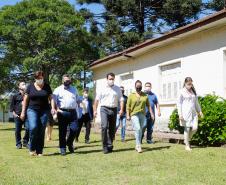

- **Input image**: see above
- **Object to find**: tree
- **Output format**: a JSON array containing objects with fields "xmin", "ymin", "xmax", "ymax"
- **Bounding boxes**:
[
  {"xmin": 0, "ymin": 0, "xmax": 98, "ymax": 93},
  {"xmin": 77, "ymin": 0, "xmax": 203, "ymax": 53}
]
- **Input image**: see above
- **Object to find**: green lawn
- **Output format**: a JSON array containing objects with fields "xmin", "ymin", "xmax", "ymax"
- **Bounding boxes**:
[{"xmin": 0, "ymin": 123, "xmax": 226, "ymax": 185}]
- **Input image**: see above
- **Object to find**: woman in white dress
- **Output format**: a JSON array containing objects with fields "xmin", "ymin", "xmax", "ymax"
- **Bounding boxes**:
[{"xmin": 177, "ymin": 77, "xmax": 204, "ymax": 151}]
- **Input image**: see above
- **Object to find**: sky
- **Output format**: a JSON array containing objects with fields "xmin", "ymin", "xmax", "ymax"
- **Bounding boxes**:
[{"xmin": 0, "ymin": 0, "xmax": 105, "ymax": 14}]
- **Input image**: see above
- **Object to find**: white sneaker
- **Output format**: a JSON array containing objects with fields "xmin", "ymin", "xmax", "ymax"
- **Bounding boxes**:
[
  {"xmin": 29, "ymin": 151, "xmax": 37, "ymax": 156},
  {"xmin": 135, "ymin": 145, "xmax": 142, "ymax": 153},
  {"xmin": 185, "ymin": 146, "xmax": 192, "ymax": 151}
]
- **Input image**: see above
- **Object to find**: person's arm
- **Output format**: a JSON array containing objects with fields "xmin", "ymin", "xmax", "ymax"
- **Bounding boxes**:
[
  {"xmin": 155, "ymin": 97, "xmax": 161, "ymax": 117},
  {"xmin": 93, "ymin": 90, "xmax": 101, "ymax": 118},
  {"xmin": 146, "ymin": 98, "xmax": 154, "ymax": 120},
  {"xmin": 126, "ymin": 96, "xmax": 131, "ymax": 120},
  {"xmin": 195, "ymin": 96, "xmax": 203, "ymax": 118},
  {"xmin": 118, "ymin": 90, "xmax": 124, "ymax": 116},
  {"xmin": 50, "ymin": 94, "xmax": 57, "ymax": 114},
  {"xmin": 177, "ymin": 92, "xmax": 184, "ymax": 121},
  {"xmin": 10, "ymin": 95, "xmax": 18, "ymax": 118},
  {"xmin": 20, "ymin": 94, "xmax": 29, "ymax": 121},
  {"xmin": 93, "ymin": 99, "xmax": 99, "ymax": 118}
]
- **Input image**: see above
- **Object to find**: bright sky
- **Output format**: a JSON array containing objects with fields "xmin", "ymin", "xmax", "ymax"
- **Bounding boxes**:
[{"xmin": 0, "ymin": 0, "xmax": 105, "ymax": 14}]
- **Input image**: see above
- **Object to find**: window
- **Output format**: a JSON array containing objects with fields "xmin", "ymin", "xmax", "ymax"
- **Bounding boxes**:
[
  {"xmin": 160, "ymin": 62, "xmax": 182, "ymax": 102},
  {"xmin": 120, "ymin": 73, "xmax": 134, "ymax": 96}
]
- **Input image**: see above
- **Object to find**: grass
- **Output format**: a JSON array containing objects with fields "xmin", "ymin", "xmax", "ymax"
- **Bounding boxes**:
[{"xmin": 0, "ymin": 123, "xmax": 226, "ymax": 185}]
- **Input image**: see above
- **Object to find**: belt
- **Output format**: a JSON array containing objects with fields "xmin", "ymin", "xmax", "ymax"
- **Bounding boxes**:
[
  {"xmin": 101, "ymin": 106, "xmax": 117, "ymax": 109},
  {"xmin": 60, "ymin": 108, "xmax": 76, "ymax": 112}
]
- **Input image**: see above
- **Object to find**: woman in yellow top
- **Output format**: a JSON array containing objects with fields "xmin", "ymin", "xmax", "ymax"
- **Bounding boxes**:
[{"xmin": 127, "ymin": 80, "xmax": 155, "ymax": 153}]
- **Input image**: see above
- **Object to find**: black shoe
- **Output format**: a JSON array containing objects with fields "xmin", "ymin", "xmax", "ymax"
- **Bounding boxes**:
[
  {"xmin": 16, "ymin": 144, "xmax": 22, "ymax": 149},
  {"xmin": 107, "ymin": 147, "xmax": 113, "ymax": 153},
  {"xmin": 85, "ymin": 140, "xmax": 90, "ymax": 144},
  {"xmin": 67, "ymin": 145, "xmax": 75, "ymax": 153},
  {"xmin": 103, "ymin": 148, "xmax": 109, "ymax": 154}
]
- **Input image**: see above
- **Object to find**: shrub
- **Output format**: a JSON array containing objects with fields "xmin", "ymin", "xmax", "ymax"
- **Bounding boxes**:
[{"xmin": 169, "ymin": 95, "xmax": 226, "ymax": 146}]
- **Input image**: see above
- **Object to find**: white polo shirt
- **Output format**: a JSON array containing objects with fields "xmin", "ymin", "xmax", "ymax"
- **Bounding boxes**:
[{"xmin": 96, "ymin": 84, "xmax": 123, "ymax": 108}]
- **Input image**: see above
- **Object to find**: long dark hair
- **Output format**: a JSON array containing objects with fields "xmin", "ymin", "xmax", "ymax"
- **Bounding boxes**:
[{"xmin": 183, "ymin": 77, "xmax": 197, "ymax": 95}]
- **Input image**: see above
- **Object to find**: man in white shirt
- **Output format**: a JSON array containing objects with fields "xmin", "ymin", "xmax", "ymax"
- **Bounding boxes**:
[
  {"xmin": 52, "ymin": 74, "xmax": 79, "ymax": 155},
  {"xmin": 93, "ymin": 72, "xmax": 124, "ymax": 154}
]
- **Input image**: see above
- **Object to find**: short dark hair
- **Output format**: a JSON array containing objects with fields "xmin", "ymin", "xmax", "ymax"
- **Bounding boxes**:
[
  {"xmin": 145, "ymin": 82, "xmax": 152, "ymax": 86},
  {"xmin": 34, "ymin": 71, "xmax": 44, "ymax": 79},
  {"xmin": 120, "ymin": 86, "xmax": 124, "ymax": 89},
  {"xmin": 83, "ymin": 87, "xmax": 89, "ymax": 92},
  {"xmin": 135, "ymin": 80, "xmax": 142, "ymax": 86},
  {"xmin": 106, "ymin": 72, "xmax": 115, "ymax": 79}
]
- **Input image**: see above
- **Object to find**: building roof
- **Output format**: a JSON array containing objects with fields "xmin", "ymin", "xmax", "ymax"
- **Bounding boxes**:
[{"xmin": 90, "ymin": 9, "xmax": 226, "ymax": 69}]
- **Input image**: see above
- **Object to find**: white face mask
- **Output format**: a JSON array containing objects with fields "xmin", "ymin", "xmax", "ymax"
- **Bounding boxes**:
[
  {"xmin": 108, "ymin": 80, "xmax": 114, "ymax": 87},
  {"xmin": 20, "ymin": 84, "xmax": 26, "ymax": 91},
  {"xmin": 145, "ymin": 87, "xmax": 152, "ymax": 92},
  {"xmin": 35, "ymin": 79, "xmax": 44, "ymax": 85},
  {"xmin": 185, "ymin": 84, "xmax": 192, "ymax": 90},
  {"xmin": 84, "ymin": 94, "xmax": 88, "ymax": 98}
]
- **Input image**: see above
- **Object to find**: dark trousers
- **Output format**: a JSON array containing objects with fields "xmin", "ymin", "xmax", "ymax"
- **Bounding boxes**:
[
  {"xmin": 142, "ymin": 113, "xmax": 155, "ymax": 141},
  {"xmin": 57, "ymin": 110, "xmax": 78, "ymax": 149},
  {"xmin": 76, "ymin": 113, "xmax": 91, "ymax": 141},
  {"xmin": 14, "ymin": 117, "xmax": 29, "ymax": 146},
  {"xmin": 100, "ymin": 106, "xmax": 117, "ymax": 151}
]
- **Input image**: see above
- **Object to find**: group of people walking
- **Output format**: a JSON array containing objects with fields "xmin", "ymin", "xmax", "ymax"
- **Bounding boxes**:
[{"xmin": 10, "ymin": 71, "xmax": 203, "ymax": 156}]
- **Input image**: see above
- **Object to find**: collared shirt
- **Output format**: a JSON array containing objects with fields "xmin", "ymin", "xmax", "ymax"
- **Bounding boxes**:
[
  {"xmin": 96, "ymin": 84, "xmax": 123, "ymax": 108},
  {"xmin": 81, "ymin": 97, "xmax": 89, "ymax": 114},
  {"xmin": 10, "ymin": 92, "xmax": 24, "ymax": 115},
  {"xmin": 145, "ymin": 91, "xmax": 158, "ymax": 114},
  {"xmin": 53, "ymin": 85, "xmax": 79, "ymax": 109}
]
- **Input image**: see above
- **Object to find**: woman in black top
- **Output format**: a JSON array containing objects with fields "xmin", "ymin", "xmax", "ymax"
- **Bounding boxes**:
[{"xmin": 21, "ymin": 71, "xmax": 55, "ymax": 156}]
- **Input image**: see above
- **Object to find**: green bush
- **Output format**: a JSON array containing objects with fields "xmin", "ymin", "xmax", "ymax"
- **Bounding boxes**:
[{"xmin": 169, "ymin": 95, "xmax": 226, "ymax": 146}]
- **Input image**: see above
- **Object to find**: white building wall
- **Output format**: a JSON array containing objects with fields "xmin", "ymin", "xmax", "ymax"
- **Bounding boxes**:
[{"xmin": 93, "ymin": 23, "xmax": 226, "ymax": 131}]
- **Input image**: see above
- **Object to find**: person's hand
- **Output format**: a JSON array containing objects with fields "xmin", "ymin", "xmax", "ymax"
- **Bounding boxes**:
[
  {"xmin": 199, "ymin": 112, "xmax": 204, "ymax": 118},
  {"xmin": 51, "ymin": 108, "xmax": 57, "ymax": 115},
  {"xmin": 151, "ymin": 114, "xmax": 155, "ymax": 121},
  {"xmin": 20, "ymin": 112, "xmax": 25, "ymax": 121},
  {"xmin": 158, "ymin": 111, "xmax": 161, "ymax": 117},
  {"xmin": 119, "ymin": 110, "xmax": 123, "ymax": 117},
  {"xmin": 179, "ymin": 115, "xmax": 184, "ymax": 121},
  {"xmin": 94, "ymin": 111, "xmax": 97, "ymax": 118},
  {"xmin": 127, "ymin": 115, "xmax": 131, "ymax": 121},
  {"xmin": 13, "ymin": 112, "xmax": 19, "ymax": 118}
]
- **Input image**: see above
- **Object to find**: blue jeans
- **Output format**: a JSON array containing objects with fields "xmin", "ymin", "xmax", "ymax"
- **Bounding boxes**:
[
  {"xmin": 57, "ymin": 110, "xmax": 78, "ymax": 150},
  {"xmin": 131, "ymin": 112, "xmax": 146, "ymax": 146},
  {"xmin": 14, "ymin": 117, "xmax": 29, "ymax": 146},
  {"xmin": 27, "ymin": 108, "xmax": 49, "ymax": 154},
  {"xmin": 142, "ymin": 112, "xmax": 155, "ymax": 142},
  {"xmin": 115, "ymin": 114, "xmax": 126, "ymax": 140}
]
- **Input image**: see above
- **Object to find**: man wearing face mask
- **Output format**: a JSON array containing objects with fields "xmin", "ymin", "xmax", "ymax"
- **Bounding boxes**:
[
  {"xmin": 76, "ymin": 88, "xmax": 93, "ymax": 144},
  {"xmin": 93, "ymin": 72, "xmax": 124, "ymax": 154},
  {"xmin": 52, "ymin": 74, "xmax": 80, "ymax": 155},
  {"xmin": 142, "ymin": 82, "xmax": 161, "ymax": 144},
  {"xmin": 10, "ymin": 81, "xmax": 29, "ymax": 149}
]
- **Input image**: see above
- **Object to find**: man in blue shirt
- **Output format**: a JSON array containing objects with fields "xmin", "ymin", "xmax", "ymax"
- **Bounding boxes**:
[{"xmin": 142, "ymin": 82, "xmax": 161, "ymax": 144}]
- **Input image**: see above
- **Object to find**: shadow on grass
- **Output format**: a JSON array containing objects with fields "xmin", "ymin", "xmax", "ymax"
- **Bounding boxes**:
[
  {"xmin": 0, "ymin": 127, "xmax": 15, "ymax": 131},
  {"xmin": 142, "ymin": 146, "xmax": 171, "ymax": 152},
  {"xmin": 77, "ymin": 144, "xmax": 101, "ymax": 149}
]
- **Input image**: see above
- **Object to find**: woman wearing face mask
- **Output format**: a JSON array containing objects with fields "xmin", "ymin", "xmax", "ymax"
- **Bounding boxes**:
[
  {"xmin": 177, "ymin": 77, "xmax": 203, "ymax": 151},
  {"xmin": 20, "ymin": 71, "xmax": 55, "ymax": 156},
  {"xmin": 127, "ymin": 80, "xmax": 154, "ymax": 153}
]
